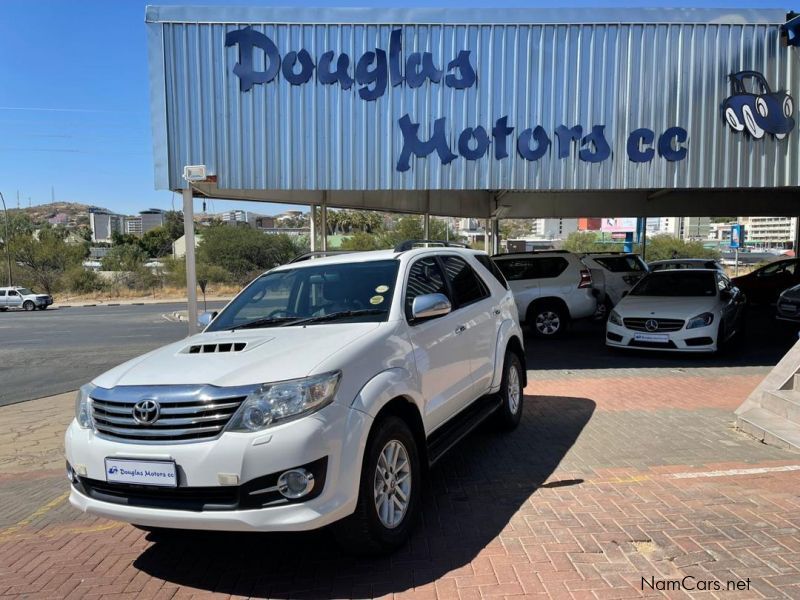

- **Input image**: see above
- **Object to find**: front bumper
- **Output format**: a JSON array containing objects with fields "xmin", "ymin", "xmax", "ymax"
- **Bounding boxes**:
[
  {"xmin": 65, "ymin": 402, "xmax": 371, "ymax": 532},
  {"xmin": 605, "ymin": 321, "xmax": 717, "ymax": 353}
]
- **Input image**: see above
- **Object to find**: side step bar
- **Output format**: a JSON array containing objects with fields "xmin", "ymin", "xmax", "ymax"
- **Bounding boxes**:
[{"xmin": 426, "ymin": 394, "xmax": 502, "ymax": 465}]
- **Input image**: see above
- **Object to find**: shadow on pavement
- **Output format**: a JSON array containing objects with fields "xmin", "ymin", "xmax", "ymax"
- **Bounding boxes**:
[
  {"xmin": 526, "ymin": 306, "xmax": 797, "ymax": 372},
  {"xmin": 133, "ymin": 394, "xmax": 595, "ymax": 597}
]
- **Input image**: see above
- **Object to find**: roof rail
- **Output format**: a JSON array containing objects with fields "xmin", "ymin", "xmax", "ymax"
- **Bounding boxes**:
[
  {"xmin": 393, "ymin": 239, "xmax": 468, "ymax": 252},
  {"xmin": 289, "ymin": 250, "xmax": 356, "ymax": 263}
]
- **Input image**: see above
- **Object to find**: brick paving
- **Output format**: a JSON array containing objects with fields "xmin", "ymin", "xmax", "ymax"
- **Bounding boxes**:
[{"xmin": 1, "ymin": 366, "xmax": 800, "ymax": 599}]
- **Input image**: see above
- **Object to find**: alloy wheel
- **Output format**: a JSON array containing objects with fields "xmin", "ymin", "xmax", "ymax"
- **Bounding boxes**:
[
  {"xmin": 373, "ymin": 440, "xmax": 412, "ymax": 529},
  {"xmin": 535, "ymin": 310, "xmax": 561, "ymax": 335}
]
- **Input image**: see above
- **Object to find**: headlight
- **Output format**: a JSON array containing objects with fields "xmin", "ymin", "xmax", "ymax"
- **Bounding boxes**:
[
  {"xmin": 74, "ymin": 383, "xmax": 96, "ymax": 429},
  {"xmin": 608, "ymin": 310, "xmax": 623, "ymax": 326},
  {"xmin": 227, "ymin": 371, "xmax": 341, "ymax": 432},
  {"xmin": 686, "ymin": 312, "xmax": 714, "ymax": 329}
]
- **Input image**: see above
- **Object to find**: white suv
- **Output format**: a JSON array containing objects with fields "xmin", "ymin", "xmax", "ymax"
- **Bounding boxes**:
[
  {"xmin": 65, "ymin": 245, "xmax": 525, "ymax": 554},
  {"xmin": 0, "ymin": 286, "xmax": 53, "ymax": 311},
  {"xmin": 492, "ymin": 251, "xmax": 596, "ymax": 337}
]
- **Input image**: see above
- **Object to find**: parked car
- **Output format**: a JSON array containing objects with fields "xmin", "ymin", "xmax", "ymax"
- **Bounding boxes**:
[
  {"xmin": 732, "ymin": 258, "xmax": 800, "ymax": 305},
  {"xmin": 649, "ymin": 258, "xmax": 725, "ymax": 272},
  {"xmin": 65, "ymin": 245, "xmax": 526, "ymax": 554},
  {"xmin": 0, "ymin": 286, "xmax": 53, "ymax": 311},
  {"xmin": 776, "ymin": 283, "xmax": 800, "ymax": 323},
  {"xmin": 492, "ymin": 251, "xmax": 596, "ymax": 337},
  {"xmin": 606, "ymin": 269, "xmax": 745, "ymax": 353},
  {"xmin": 581, "ymin": 252, "xmax": 649, "ymax": 311}
]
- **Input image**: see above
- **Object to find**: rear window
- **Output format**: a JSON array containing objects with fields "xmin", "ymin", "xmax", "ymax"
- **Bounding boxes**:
[
  {"xmin": 475, "ymin": 255, "xmax": 509, "ymax": 289},
  {"xmin": 495, "ymin": 256, "xmax": 569, "ymax": 281},
  {"xmin": 630, "ymin": 271, "xmax": 717, "ymax": 297},
  {"xmin": 592, "ymin": 256, "xmax": 646, "ymax": 272}
]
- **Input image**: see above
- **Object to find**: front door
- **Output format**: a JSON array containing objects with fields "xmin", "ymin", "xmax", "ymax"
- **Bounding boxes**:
[
  {"xmin": 403, "ymin": 256, "xmax": 474, "ymax": 432},
  {"xmin": 6, "ymin": 290, "xmax": 21, "ymax": 308}
]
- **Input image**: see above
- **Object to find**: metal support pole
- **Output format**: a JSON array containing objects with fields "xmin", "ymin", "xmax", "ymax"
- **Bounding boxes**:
[
  {"xmin": 0, "ymin": 192, "xmax": 12, "ymax": 286},
  {"xmin": 794, "ymin": 216, "xmax": 800, "ymax": 257},
  {"xmin": 309, "ymin": 205, "xmax": 317, "ymax": 252},
  {"xmin": 320, "ymin": 192, "xmax": 328, "ymax": 252},
  {"xmin": 640, "ymin": 218, "xmax": 648, "ymax": 261},
  {"xmin": 182, "ymin": 188, "xmax": 199, "ymax": 335},
  {"xmin": 423, "ymin": 213, "xmax": 430, "ymax": 239},
  {"xmin": 484, "ymin": 219, "xmax": 491, "ymax": 253},
  {"xmin": 491, "ymin": 218, "xmax": 500, "ymax": 255}
]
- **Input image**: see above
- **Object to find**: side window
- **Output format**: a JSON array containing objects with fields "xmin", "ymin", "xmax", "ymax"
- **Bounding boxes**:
[
  {"xmin": 786, "ymin": 262, "xmax": 797, "ymax": 275},
  {"xmin": 537, "ymin": 257, "xmax": 569, "ymax": 278},
  {"xmin": 495, "ymin": 258, "xmax": 538, "ymax": 281},
  {"xmin": 405, "ymin": 257, "xmax": 448, "ymax": 321},
  {"xmin": 0, "ymin": 290, "xmax": 5, "ymax": 297},
  {"xmin": 475, "ymin": 255, "xmax": 509, "ymax": 289},
  {"xmin": 8, "ymin": 290, "xmax": 17, "ymax": 296},
  {"xmin": 441, "ymin": 256, "xmax": 489, "ymax": 307}
]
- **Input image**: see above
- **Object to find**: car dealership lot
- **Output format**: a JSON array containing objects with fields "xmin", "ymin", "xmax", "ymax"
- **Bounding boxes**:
[{"xmin": 1, "ymin": 308, "xmax": 800, "ymax": 598}]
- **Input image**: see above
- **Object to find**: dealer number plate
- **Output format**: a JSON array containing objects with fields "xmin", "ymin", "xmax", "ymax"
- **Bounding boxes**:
[
  {"xmin": 104, "ymin": 458, "xmax": 177, "ymax": 487},
  {"xmin": 633, "ymin": 332, "xmax": 669, "ymax": 343}
]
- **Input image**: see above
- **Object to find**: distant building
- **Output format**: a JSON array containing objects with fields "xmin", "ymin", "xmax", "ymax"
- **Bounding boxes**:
[
  {"xmin": 578, "ymin": 218, "xmax": 602, "ymax": 231},
  {"xmin": 646, "ymin": 217, "xmax": 710, "ymax": 240},
  {"xmin": 125, "ymin": 216, "xmax": 143, "ymax": 235},
  {"xmin": 531, "ymin": 218, "xmax": 578, "ymax": 240},
  {"xmin": 139, "ymin": 209, "xmax": 166, "ymax": 233},
  {"xmin": 738, "ymin": 216, "xmax": 797, "ymax": 249},
  {"xmin": 89, "ymin": 209, "xmax": 125, "ymax": 243},
  {"xmin": 48, "ymin": 212, "xmax": 69, "ymax": 226},
  {"xmin": 172, "ymin": 234, "xmax": 203, "ymax": 258}
]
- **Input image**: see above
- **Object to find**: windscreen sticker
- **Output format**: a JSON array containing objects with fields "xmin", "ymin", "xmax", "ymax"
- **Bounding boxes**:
[
  {"xmin": 370, "ymin": 295, "xmax": 385, "ymax": 305},
  {"xmin": 375, "ymin": 285, "xmax": 390, "ymax": 293}
]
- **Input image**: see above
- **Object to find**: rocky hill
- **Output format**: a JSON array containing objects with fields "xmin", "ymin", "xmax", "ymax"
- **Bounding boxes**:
[{"xmin": 8, "ymin": 202, "xmax": 108, "ymax": 226}]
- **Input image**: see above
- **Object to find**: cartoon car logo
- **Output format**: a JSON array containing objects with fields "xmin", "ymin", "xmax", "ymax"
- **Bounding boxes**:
[
  {"xmin": 722, "ymin": 71, "xmax": 794, "ymax": 140},
  {"xmin": 107, "ymin": 466, "xmax": 119, "ymax": 475}
]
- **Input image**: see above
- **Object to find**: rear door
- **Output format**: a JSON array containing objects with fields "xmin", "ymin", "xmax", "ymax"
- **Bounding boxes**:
[
  {"xmin": 0, "ymin": 290, "xmax": 6, "ymax": 308},
  {"xmin": 494, "ymin": 257, "xmax": 540, "ymax": 320},
  {"xmin": 404, "ymin": 255, "xmax": 475, "ymax": 432},
  {"xmin": 440, "ymin": 254, "xmax": 496, "ymax": 397}
]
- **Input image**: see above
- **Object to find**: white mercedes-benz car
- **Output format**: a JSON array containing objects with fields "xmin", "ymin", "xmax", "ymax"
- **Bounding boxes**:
[
  {"xmin": 606, "ymin": 269, "xmax": 745, "ymax": 353},
  {"xmin": 64, "ymin": 244, "xmax": 525, "ymax": 554}
]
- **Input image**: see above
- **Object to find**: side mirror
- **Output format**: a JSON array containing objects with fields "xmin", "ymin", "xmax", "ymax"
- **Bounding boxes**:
[
  {"xmin": 412, "ymin": 293, "xmax": 451, "ymax": 320},
  {"xmin": 197, "ymin": 311, "xmax": 218, "ymax": 328}
]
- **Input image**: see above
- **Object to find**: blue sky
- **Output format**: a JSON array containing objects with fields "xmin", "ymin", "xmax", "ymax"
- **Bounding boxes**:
[{"xmin": 0, "ymin": 0, "xmax": 789, "ymax": 216}]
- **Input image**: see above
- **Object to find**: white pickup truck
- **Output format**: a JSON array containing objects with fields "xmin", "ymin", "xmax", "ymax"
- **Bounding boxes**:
[{"xmin": 65, "ymin": 244, "xmax": 526, "ymax": 554}]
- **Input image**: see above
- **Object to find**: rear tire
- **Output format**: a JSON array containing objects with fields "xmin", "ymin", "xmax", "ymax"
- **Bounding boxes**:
[
  {"xmin": 528, "ymin": 303, "xmax": 567, "ymax": 338},
  {"xmin": 23, "ymin": 301, "xmax": 35, "ymax": 311},
  {"xmin": 333, "ymin": 416, "xmax": 421, "ymax": 555},
  {"xmin": 494, "ymin": 351, "xmax": 524, "ymax": 431}
]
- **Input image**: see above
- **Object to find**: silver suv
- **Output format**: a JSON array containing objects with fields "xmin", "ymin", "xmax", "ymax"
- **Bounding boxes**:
[
  {"xmin": 492, "ymin": 251, "xmax": 597, "ymax": 337},
  {"xmin": 0, "ymin": 286, "xmax": 53, "ymax": 311}
]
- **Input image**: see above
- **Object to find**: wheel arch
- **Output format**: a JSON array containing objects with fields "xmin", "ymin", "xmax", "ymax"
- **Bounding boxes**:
[{"xmin": 527, "ymin": 296, "xmax": 571, "ymax": 321}]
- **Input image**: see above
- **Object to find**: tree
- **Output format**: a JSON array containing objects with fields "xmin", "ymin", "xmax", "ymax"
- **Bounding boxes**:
[
  {"xmin": 340, "ymin": 231, "xmax": 383, "ymax": 251},
  {"xmin": 163, "ymin": 210, "xmax": 185, "ymax": 240},
  {"xmin": 101, "ymin": 244, "xmax": 148, "ymax": 271},
  {"xmin": 642, "ymin": 235, "xmax": 720, "ymax": 261},
  {"xmin": 11, "ymin": 228, "xmax": 86, "ymax": 294},
  {"xmin": 197, "ymin": 227, "xmax": 303, "ymax": 284},
  {"xmin": 563, "ymin": 231, "xmax": 621, "ymax": 253},
  {"xmin": 110, "ymin": 231, "xmax": 140, "ymax": 247},
  {"xmin": 139, "ymin": 226, "xmax": 174, "ymax": 258}
]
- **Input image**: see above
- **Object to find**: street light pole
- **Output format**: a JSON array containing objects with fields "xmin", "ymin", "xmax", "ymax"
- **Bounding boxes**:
[{"xmin": 0, "ymin": 191, "xmax": 12, "ymax": 286}]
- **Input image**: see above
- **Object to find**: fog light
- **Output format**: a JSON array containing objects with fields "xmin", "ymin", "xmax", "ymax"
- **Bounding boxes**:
[
  {"xmin": 277, "ymin": 468, "xmax": 314, "ymax": 499},
  {"xmin": 66, "ymin": 462, "xmax": 76, "ymax": 483}
]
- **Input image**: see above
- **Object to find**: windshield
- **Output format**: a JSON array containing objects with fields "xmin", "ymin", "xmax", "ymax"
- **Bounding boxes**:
[
  {"xmin": 629, "ymin": 271, "xmax": 717, "ymax": 297},
  {"xmin": 17, "ymin": 288, "xmax": 33, "ymax": 295},
  {"xmin": 206, "ymin": 259, "xmax": 400, "ymax": 331}
]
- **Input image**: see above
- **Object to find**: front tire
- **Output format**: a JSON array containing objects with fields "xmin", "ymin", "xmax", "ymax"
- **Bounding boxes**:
[
  {"xmin": 23, "ymin": 300, "xmax": 35, "ymax": 311},
  {"xmin": 494, "ymin": 351, "xmax": 524, "ymax": 430},
  {"xmin": 333, "ymin": 416, "xmax": 421, "ymax": 555}
]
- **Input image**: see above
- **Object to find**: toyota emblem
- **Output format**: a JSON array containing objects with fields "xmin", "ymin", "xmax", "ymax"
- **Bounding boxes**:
[
  {"xmin": 132, "ymin": 399, "xmax": 160, "ymax": 425},
  {"xmin": 644, "ymin": 319, "xmax": 659, "ymax": 332}
]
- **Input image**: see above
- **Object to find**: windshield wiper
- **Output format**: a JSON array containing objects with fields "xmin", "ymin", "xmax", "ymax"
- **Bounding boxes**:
[
  {"xmin": 223, "ymin": 316, "xmax": 300, "ymax": 331},
  {"xmin": 283, "ymin": 309, "xmax": 388, "ymax": 327}
]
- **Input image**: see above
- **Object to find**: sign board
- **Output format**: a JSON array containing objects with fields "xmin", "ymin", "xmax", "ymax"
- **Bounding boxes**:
[
  {"xmin": 730, "ymin": 224, "xmax": 745, "ymax": 249},
  {"xmin": 601, "ymin": 218, "xmax": 638, "ymax": 233}
]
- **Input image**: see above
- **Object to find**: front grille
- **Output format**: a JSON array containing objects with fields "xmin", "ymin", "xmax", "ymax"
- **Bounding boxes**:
[
  {"xmin": 623, "ymin": 318, "xmax": 685, "ymax": 332},
  {"xmin": 90, "ymin": 384, "xmax": 256, "ymax": 443}
]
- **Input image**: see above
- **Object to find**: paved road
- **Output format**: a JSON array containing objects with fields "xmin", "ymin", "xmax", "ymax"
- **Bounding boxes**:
[{"xmin": 0, "ymin": 302, "xmax": 226, "ymax": 407}]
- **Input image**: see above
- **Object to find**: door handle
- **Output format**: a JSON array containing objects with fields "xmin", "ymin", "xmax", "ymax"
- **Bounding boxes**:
[{"xmin": 455, "ymin": 325, "xmax": 466, "ymax": 334}]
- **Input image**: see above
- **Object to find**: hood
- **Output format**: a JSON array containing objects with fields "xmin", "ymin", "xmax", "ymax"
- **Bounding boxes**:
[
  {"xmin": 616, "ymin": 295, "xmax": 719, "ymax": 319},
  {"xmin": 93, "ymin": 322, "xmax": 381, "ymax": 389}
]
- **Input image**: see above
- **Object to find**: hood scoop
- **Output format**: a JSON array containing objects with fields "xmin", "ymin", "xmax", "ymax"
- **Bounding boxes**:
[{"xmin": 184, "ymin": 341, "xmax": 248, "ymax": 354}]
